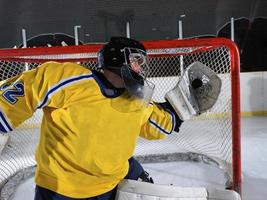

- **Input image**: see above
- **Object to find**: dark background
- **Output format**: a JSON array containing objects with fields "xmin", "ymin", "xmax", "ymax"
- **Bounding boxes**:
[{"xmin": 0, "ymin": 0, "xmax": 266, "ymax": 71}]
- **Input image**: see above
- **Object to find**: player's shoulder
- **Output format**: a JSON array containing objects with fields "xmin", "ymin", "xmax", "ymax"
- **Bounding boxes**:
[{"xmin": 38, "ymin": 61, "xmax": 92, "ymax": 75}]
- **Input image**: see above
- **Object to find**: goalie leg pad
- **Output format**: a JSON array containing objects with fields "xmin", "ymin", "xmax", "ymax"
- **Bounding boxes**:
[{"xmin": 116, "ymin": 180, "xmax": 241, "ymax": 200}]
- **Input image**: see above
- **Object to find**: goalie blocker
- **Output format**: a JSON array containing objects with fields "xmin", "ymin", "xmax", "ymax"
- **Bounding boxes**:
[{"xmin": 165, "ymin": 61, "xmax": 222, "ymax": 121}]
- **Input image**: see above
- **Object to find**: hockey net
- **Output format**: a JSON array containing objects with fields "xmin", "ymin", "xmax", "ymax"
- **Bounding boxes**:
[{"xmin": 0, "ymin": 38, "xmax": 241, "ymax": 194}]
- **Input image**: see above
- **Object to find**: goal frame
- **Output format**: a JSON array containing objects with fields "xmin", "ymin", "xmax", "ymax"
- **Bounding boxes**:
[{"xmin": 0, "ymin": 37, "xmax": 241, "ymax": 193}]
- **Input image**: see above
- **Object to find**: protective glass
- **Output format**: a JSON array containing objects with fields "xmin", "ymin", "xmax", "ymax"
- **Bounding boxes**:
[
  {"xmin": 121, "ymin": 47, "xmax": 155, "ymax": 106},
  {"xmin": 123, "ymin": 47, "xmax": 149, "ymax": 80}
]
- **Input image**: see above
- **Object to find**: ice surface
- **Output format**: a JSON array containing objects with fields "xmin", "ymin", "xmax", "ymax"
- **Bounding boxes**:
[{"xmin": 6, "ymin": 117, "xmax": 267, "ymax": 200}]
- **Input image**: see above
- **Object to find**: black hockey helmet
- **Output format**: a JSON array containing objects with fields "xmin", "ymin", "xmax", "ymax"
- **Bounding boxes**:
[
  {"xmin": 97, "ymin": 37, "xmax": 154, "ymax": 102},
  {"xmin": 98, "ymin": 37, "xmax": 146, "ymax": 69},
  {"xmin": 97, "ymin": 37, "xmax": 146, "ymax": 74}
]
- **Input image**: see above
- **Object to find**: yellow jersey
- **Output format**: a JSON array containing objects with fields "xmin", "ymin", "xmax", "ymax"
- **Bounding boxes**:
[{"xmin": 0, "ymin": 61, "xmax": 175, "ymax": 198}]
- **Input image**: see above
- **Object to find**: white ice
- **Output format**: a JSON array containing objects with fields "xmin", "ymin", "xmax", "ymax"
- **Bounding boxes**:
[{"xmin": 9, "ymin": 116, "xmax": 267, "ymax": 200}]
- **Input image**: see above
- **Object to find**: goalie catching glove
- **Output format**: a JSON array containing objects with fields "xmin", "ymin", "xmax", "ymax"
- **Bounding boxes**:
[{"xmin": 165, "ymin": 61, "xmax": 222, "ymax": 121}]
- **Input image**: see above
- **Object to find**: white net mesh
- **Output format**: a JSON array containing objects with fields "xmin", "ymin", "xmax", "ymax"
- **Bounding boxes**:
[{"xmin": 0, "ymin": 38, "xmax": 240, "ymax": 192}]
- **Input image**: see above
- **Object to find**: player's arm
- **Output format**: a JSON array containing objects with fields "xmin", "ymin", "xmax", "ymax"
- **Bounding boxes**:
[
  {"xmin": 0, "ymin": 74, "xmax": 35, "ymax": 133},
  {"xmin": 139, "ymin": 101, "xmax": 183, "ymax": 140},
  {"xmin": 156, "ymin": 100, "xmax": 183, "ymax": 132},
  {"xmin": 0, "ymin": 62, "xmax": 66, "ymax": 134}
]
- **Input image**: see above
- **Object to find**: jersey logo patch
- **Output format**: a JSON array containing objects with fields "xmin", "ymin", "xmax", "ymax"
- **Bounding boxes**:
[{"xmin": 1, "ymin": 82, "xmax": 24, "ymax": 104}]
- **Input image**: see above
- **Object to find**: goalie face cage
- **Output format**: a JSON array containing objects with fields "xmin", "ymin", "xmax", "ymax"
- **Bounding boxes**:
[{"xmin": 0, "ymin": 38, "xmax": 241, "ymax": 194}]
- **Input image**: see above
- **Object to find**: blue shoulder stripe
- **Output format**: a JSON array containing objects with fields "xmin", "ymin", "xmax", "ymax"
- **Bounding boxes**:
[
  {"xmin": 0, "ymin": 111, "xmax": 13, "ymax": 133},
  {"xmin": 37, "ymin": 74, "xmax": 94, "ymax": 109},
  {"xmin": 168, "ymin": 111, "xmax": 176, "ymax": 132},
  {"xmin": 149, "ymin": 117, "xmax": 172, "ymax": 135}
]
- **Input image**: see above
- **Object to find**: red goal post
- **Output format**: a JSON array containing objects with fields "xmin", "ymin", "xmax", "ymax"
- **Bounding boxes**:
[{"xmin": 0, "ymin": 38, "xmax": 241, "ymax": 194}]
